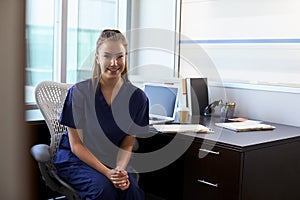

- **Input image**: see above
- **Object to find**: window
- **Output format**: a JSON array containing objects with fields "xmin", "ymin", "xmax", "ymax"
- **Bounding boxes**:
[
  {"xmin": 26, "ymin": 0, "xmax": 55, "ymax": 103},
  {"xmin": 25, "ymin": 0, "xmax": 127, "ymax": 104}
]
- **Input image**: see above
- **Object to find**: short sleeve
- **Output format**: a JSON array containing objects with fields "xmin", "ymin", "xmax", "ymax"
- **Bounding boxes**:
[
  {"xmin": 128, "ymin": 89, "xmax": 149, "ymax": 136},
  {"xmin": 131, "ymin": 97, "xmax": 149, "ymax": 127},
  {"xmin": 59, "ymin": 86, "xmax": 84, "ymax": 129}
]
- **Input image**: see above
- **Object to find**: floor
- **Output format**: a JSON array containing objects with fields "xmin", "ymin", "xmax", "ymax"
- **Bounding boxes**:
[
  {"xmin": 145, "ymin": 193, "xmax": 165, "ymax": 200},
  {"xmin": 47, "ymin": 193, "xmax": 164, "ymax": 200}
]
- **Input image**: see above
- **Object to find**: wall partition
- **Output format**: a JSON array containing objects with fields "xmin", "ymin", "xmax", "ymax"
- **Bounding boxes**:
[
  {"xmin": 180, "ymin": 0, "xmax": 300, "ymax": 92},
  {"xmin": 180, "ymin": 0, "xmax": 300, "ymax": 126},
  {"xmin": 128, "ymin": 0, "xmax": 180, "ymax": 83}
]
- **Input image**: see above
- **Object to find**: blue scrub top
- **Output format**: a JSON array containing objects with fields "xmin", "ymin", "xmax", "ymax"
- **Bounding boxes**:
[{"xmin": 54, "ymin": 79, "xmax": 149, "ymax": 168}]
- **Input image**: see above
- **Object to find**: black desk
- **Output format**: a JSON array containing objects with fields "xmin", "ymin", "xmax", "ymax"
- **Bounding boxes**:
[
  {"xmin": 185, "ymin": 117, "xmax": 300, "ymax": 200},
  {"xmin": 138, "ymin": 116, "xmax": 300, "ymax": 200},
  {"xmin": 27, "ymin": 110, "xmax": 300, "ymax": 200}
]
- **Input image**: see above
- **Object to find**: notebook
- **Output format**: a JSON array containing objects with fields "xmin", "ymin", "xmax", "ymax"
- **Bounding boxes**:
[
  {"xmin": 153, "ymin": 124, "xmax": 212, "ymax": 134},
  {"xmin": 143, "ymin": 83, "xmax": 179, "ymax": 125},
  {"xmin": 215, "ymin": 120, "xmax": 275, "ymax": 132}
]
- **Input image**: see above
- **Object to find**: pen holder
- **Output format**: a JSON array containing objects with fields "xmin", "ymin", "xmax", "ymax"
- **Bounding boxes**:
[{"xmin": 220, "ymin": 102, "xmax": 235, "ymax": 121}]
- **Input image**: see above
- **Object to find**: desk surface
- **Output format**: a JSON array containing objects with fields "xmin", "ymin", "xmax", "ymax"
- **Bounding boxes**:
[
  {"xmin": 26, "ymin": 109, "xmax": 300, "ymax": 150},
  {"xmin": 178, "ymin": 116, "xmax": 300, "ymax": 150}
]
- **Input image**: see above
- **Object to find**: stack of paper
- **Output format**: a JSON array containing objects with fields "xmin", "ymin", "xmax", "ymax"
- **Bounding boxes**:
[
  {"xmin": 215, "ymin": 120, "xmax": 275, "ymax": 132},
  {"xmin": 153, "ymin": 124, "xmax": 212, "ymax": 134}
]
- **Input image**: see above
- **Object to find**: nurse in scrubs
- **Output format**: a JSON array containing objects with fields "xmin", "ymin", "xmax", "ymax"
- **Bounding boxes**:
[{"xmin": 54, "ymin": 29, "xmax": 149, "ymax": 200}]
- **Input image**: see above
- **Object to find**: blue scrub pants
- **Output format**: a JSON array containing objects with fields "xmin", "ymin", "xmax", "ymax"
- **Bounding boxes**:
[{"xmin": 56, "ymin": 162, "xmax": 144, "ymax": 200}]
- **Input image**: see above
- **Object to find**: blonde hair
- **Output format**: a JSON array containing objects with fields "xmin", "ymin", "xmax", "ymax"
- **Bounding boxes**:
[{"xmin": 92, "ymin": 29, "xmax": 129, "ymax": 84}]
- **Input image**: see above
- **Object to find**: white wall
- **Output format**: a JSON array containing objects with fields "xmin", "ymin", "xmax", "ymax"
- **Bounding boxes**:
[
  {"xmin": 0, "ymin": 0, "xmax": 30, "ymax": 199},
  {"xmin": 180, "ymin": 0, "xmax": 300, "ymax": 127},
  {"xmin": 128, "ymin": 0, "xmax": 187, "ymax": 106},
  {"xmin": 129, "ymin": 0, "xmax": 179, "ymax": 79},
  {"xmin": 209, "ymin": 86, "xmax": 300, "ymax": 126},
  {"xmin": 180, "ymin": 0, "xmax": 300, "ymax": 85}
]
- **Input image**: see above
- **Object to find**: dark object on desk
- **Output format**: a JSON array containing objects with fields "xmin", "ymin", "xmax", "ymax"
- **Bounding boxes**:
[
  {"xmin": 203, "ymin": 99, "xmax": 223, "ymax": 117},
  {"xmin": 30, "ymin": 81, "xmax": 81, "ymax": 200},
  {"xmin": 186, "ymin": 78, "xmax": 209, "ymax": 116}
]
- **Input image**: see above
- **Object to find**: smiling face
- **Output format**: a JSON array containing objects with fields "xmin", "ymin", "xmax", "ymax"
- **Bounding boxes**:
[{"xmin": 96, "ymin": 40, "xmax": 126, "ymax": 82}]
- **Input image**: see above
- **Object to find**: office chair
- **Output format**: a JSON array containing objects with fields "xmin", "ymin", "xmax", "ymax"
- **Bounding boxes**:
[
  {"xmin": 30, "ymin": 81, "xmax": 81, "ymax": 200},
  {"xmin": 31, "ymin": 81, "xmax": 141, "ymax": 199}
]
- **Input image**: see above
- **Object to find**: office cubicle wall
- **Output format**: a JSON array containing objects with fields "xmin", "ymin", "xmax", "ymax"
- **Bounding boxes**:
[{"xmin": 179, "ymin": 0, "xmax": 300, "ymax": 127}]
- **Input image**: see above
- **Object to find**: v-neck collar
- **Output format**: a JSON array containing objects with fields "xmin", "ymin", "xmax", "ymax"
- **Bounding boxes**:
[
  {"xmin": 96, "ymin": 81, "xmax": 127, "ymax": 108},
  {"xmin": 93, "ymin": 80, "xmax": 130, "ymax": 146}
]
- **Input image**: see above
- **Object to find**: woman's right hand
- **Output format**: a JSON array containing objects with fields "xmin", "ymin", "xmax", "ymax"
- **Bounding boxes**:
[{"xmin": 108, "ymin": 168, "xmax": 130, "ymax": 190}]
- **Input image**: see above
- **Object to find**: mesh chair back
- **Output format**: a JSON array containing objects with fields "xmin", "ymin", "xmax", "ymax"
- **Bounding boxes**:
[
  {"xmin": 35, "ymin": 81, "xmax": 72, "ymax": 164},
  {"xmin": 34, "ymin": 81, "xmax": 82, "ymax": 199}
]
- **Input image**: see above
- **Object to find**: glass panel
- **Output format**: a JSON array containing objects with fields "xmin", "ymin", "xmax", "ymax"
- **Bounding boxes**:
[
  {"xmin": 25, "ymin": 0, "xmax": 121, "ymax": 104},
  {"xmin": 26, "ymin": 0, "xmax": 54, "ymax": 103},
  {"xmin": 66, "ymin": 0, "xmax": 117, "ymax": 83}
]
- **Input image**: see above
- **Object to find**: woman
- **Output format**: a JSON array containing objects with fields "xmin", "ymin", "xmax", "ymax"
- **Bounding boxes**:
[{"xmin": 54, "ymin": 29, "xmax": 149, "ymax": 200}]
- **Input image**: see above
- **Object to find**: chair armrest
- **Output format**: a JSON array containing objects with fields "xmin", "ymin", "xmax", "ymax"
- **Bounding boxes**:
[{"xmin": 30, "ymin": 144, "xmax": 50, "ymax": 162}]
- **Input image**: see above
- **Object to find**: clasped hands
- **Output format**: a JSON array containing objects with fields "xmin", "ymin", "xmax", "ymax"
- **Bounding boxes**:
[{"xmin": 109, "ymin": 166, "xmax": 130, "ymax": 190}]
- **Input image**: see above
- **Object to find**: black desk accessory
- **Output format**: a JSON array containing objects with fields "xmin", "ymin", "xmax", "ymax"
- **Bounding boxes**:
[
  {"xmin": 203, "ymin": 99, "xmax": 223, "ymax": 117},
  {"xmin": 186, "ymin": 78, "xmax": 209, "ymax": 116}
]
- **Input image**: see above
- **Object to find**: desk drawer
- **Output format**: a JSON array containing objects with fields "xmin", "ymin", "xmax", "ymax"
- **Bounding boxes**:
[{"xmin": 184, "ymin": 142, "xmax": 241, "ymax": 200}]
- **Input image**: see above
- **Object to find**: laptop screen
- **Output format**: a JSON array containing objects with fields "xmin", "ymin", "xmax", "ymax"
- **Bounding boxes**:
[{"xmin": 143, "ymin": 83, "xmax": 179, "ymax": 120}]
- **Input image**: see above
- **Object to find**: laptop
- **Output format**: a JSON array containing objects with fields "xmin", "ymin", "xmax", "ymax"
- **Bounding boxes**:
[{"xmin": 143, "ymin": 83, "xmax": 179, "ymax": 125}]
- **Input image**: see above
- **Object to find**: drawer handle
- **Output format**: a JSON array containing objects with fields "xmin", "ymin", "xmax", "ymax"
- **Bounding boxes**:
[
  {"xmin": 199, "ymin": 148, "xmax": 220, "ymax": 155},
  {"xmin": 198, "ymin": 179, "xmax": 219, "ymax": 188}
]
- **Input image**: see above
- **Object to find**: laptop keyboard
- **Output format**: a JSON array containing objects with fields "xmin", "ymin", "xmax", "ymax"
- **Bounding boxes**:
[{"xmin": 149, "ymin": 117, "xmax": 173, "ymax": 125}]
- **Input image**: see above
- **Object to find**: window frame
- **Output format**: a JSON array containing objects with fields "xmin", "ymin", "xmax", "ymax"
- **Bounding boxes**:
[{"xmin": 25, "ymin": 0, "xmax": 129, "ymax": 106}]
